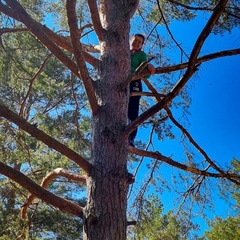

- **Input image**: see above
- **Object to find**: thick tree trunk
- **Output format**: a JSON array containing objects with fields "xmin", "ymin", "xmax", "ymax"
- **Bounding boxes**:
[{"xmin": 83, "ymin": 1, "xmax": 134, "ymax": 239}]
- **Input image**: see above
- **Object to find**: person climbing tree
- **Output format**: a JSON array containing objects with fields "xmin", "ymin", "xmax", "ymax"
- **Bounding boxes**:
[{"xmin": 128, "ymin": 33, "xmax": 156, "ymax": 147}]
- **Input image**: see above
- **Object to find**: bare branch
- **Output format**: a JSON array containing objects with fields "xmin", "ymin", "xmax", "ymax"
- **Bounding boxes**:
[
  {"xmin": 168, "ymin": 0, "xmax": 214, "ymax": 11},
  {"xmin": 66, "ymin": 0, "xmax": 99, "ymax": 115},
  {"xmin": 130, "ymin": 91, "xmax": 165, "ymax": 98},
  {"xmin": 0, "ymin": 27, "xmax": 29, "ymax": 35},
  {"xmin": 19, "ymin": 53, "xmax": 53, "ymax": 118},
  {"xmin": 136, "ymin": 77, "xmax": 227, "ymax": 177},
  {"xmin": 121, "ymin": 57, "xmax": 154, "ymax": 89},
  {"xmin": 82, "ymin": 43, "xmax": 101, "ymax": 53},
  {"xmin": 87, "ymin": 0, "xmax": 104, "ymax": 41},
  {"xmin": 0, "ymin": 162, "xmax": 84, "ymax": 218},
  {"xmin": 164, "ymin": 107, "xmax": 226, "ymax": 175},
  {"xmin": 21, "ymin": 168, "xmax": 86, "ymax": 219},
  {"xmin": 129, "ymin": 147, "xmax": 240, "ymax": 184},
  {"xmin": 135, "ymin": 48, "xmax": 240, "ymax": 79},
  {"xmin": 0, "ymin": 104, "xmax": 92, "ymax": 174}
]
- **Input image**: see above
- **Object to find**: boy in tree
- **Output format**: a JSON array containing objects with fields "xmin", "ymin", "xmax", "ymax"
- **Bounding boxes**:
[{"xmin": 128, "ymin": 34, "xmax": 156, "ymax": 147}]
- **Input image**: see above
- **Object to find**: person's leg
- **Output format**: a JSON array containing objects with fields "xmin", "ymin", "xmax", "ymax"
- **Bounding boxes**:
[
  {"xmin": 128, "ymin": 96, "xmax": 140, "ymax": 142},
  {"xmin": 128, "ymin": 80, "xmax": 142, "ymax": 146}
]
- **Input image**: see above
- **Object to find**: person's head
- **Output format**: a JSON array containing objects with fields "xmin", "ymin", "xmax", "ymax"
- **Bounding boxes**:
[{"xmin": 131, "ymin": 33, "xmax": 145, "ymax": 51}]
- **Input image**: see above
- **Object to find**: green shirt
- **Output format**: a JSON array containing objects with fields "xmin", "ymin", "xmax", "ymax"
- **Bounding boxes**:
[{"xmin": 131, "ymin": 50, "xmax": 147, "ymax": 74}]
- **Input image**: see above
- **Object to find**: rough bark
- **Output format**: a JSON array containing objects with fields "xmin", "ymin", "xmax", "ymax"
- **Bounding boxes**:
[{"xmin": 82, "ymin": 1, "xmax": 135, "ymax": 239}]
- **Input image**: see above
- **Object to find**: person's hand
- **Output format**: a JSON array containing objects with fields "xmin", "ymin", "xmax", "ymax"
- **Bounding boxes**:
[{"xmin": 148, "ymin": 64, "xmax": 156, "ymax": 74}]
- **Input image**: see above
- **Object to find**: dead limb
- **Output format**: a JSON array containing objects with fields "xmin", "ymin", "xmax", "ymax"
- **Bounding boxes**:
[
  {"xmin": 21, "ymin": 168, "xmax": 86, "ymax": 219},
  {"xmin": 0, "ymin": 162, "xmax": 84, "ymax": 219}
]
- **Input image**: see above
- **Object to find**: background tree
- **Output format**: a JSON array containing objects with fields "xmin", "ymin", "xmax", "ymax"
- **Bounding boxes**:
[
  {"xmin": 202, "ymin": 158, "xmax": 240, "ymax": 240},
  {"xmin": 128, "ymin": 195, "xmax": 198, "ymax": 240},
  {"xmin": 0, "ymin": 0, "xmax": 239, "ymax": 239}
]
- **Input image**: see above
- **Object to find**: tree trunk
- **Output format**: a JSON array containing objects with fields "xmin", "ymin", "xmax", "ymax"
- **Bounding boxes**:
[{"xmin": 83, "ymin": 1, "xmax": 132, "ymax": 239}]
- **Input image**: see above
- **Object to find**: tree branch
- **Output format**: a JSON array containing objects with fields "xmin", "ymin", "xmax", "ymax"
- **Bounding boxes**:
[
  {"xmin": 0, "ymin": 162, "xmax": 84, "ymax": 218},
  {"xmin": 157, "ymin": 0, "xmax": 189, "ymax": 59},
  {"xmin": 135, "ymin": 48, "xmax": 240, "ymax": 79},
  {"xmin": 66, "ymin": 0, "xmax": 99, "ymax": 115},
  {"xmin": 125, "ymin": 0, "xmax": 230, "ymax": 137},
  {"xmin": 168, "ymin": 0, "xmax": 240, "ymax": 20},
  {"xmin": 137, "ymin": 77, "xmax": 227, "ymax": 177},
  {"xmin": 19, "ymin": 53, "xmax": 53, "ymax": 118},
  {"xmin": 128, "ymin": 148, "xmax": 240, "ymax": 184},
  {"xmin": 87, "ymin": 0, "xmax": 104, "ymax": 41},
  {"xmin": 21, "ymin": 168, "xmax": 86, "ymax": 219},
  {"xmin": 0, "ymin": 25, "xmax": 100, "ymax": 68},
  {"xmin": 2, "ymin": 0, "xmax": 100, "ymax": 74},
  {"xmin": 164, "ymin": 107, "xmax": 226, "ymax": 175},
  {"xmin": 0, "ymin": 104, "xmax": 92, "ymax": 174}
]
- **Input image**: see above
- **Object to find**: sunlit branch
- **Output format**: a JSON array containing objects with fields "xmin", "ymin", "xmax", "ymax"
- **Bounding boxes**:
[
  {"xmin": 21, "ymin": 168, "xmax": 86, "ymax": 219},
  {"xmin": 19, "ymin": 53, "xmax": 53, "ymax": 119},
  {"xmin": 0, "ymin": 104, "xmax": 92, "ymax": 174},
  {"xmin": 125, "ymin": 0, "xmax": 229, "ymax": 137},
  {"xmin": 130, "ymin": 91, "xmax": 165, "ymax": 98},
  {"xmin": 121, "ymin": 57, "xmax": 154, "ymax": 89},
  {"xmin": 66, "ymin": 0, "xmax": 99, "ymax": 115},
  {"xmin": 129, "ymin": 148, "xmax": 240, "ymax": 184},
  {"xmin": 87, "ymin": 0, "xmax": 104, "ymax": 41},
  {"xmin": 82, "ymin": 43, "xmax": 101, "ymax": 53},
  {"xmin": 135, "ymin": 48, "xmax": 240, "ymax": 79},
  {"xmin": 0, "ymin": 162, "xmax": 84, "ymax": 218}
]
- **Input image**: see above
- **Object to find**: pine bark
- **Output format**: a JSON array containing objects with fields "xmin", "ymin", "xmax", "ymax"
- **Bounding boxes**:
[{"xmin": 83, "ymin": 1, "xmax": 135, "ymax": 239}]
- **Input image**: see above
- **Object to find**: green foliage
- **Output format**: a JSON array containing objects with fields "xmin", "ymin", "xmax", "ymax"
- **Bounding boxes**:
[
  {"xmin": 129, "ymin": 195, "xmax": 196, "ymax": 239},
  {"xmin": 204, "ymin": 216, "xmax": 240, "ymax": 240},
  {"xmin": 0, "ymin": 7, "xmax": 89, "ymax": 237},
  {"xmin": 203, "ymin": 159, "xmax": 240, "ymax": 239}
]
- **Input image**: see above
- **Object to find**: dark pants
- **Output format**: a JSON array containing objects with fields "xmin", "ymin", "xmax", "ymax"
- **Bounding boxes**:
[{"xmin": 128, "ymin": 80, "xmax": 142, "ymax": 141}]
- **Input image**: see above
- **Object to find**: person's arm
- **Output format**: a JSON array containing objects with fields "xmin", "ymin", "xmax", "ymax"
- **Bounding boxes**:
[
  {"xmin": 139, "ymin": 52, "xmax": 156, "ymax": 76},
  {"xmin": 147, "ymin": 63, "xmax": 156, "ymax": 75}
]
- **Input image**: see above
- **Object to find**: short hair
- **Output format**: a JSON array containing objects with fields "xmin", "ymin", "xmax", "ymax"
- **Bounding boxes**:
[{"xmin": 134, "ymin": 33, "xmax": 145, "ymax": 44}]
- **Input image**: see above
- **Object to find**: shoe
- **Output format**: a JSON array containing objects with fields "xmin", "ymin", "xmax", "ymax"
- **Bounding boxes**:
[{"xmin": 129, "ymin": 139, "xmax": 135, "ymax": 147}]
